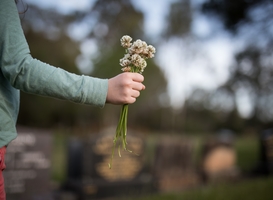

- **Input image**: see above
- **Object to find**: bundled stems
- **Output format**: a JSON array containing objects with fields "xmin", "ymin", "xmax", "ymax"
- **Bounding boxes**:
[{"xmin": 109, "ymin": 104, "xmax": 129, "ymax": 169}]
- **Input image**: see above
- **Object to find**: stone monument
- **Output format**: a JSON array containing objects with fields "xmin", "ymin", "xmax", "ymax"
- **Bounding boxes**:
[
  {"xmin": 4, "ymin": 126, "xmax": 53, "ymax": 200},
  {"xmin": 200, "ymin": 137, "xmax": 238, "ymax": 182},
  {"xmin": 63, "ymin": 130, "xmax": 154, "ymax": 199},
  {"xmin": 258, "ymin": 128, "xmax": 273, "ymax": 175},
  {"xmin": 153, "ymin": 136, "xmax": 200, "ymax": 192}
]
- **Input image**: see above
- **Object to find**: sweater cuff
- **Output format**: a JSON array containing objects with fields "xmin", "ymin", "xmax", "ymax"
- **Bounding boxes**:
[{"xmin": 86, "ymin": 77, "xmax": 108, "ymax": 108}]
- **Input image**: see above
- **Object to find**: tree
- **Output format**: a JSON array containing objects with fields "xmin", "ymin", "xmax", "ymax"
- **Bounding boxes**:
[
  {"xmin": 163, "ymin": 0, "xmax": 192, "ymax": 38},
  {"xmin": 201, "ymin": 0, "xmax": 262, "ymax": 32},
  {"xmin": 201, "ymin": 0, "xmax": 273, "ymax": 131}
]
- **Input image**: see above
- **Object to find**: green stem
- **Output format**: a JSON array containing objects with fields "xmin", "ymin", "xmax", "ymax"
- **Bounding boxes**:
[
  {"xmin": 109, "ymin": 104, "xmax": 129, "ymax": 168},
  {"xmin": 122, "ymin": 104, "xmax": 128, "ymax": 150}
]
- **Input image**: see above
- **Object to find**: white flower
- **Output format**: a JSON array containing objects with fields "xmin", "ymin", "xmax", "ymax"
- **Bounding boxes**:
[
  {"xmin": 119, "ymin": 53, "xmax": 132, "ymax": 67},
  {"xmin": 120, "ymin": 35, "xmax": 132, "ymax": 48},
  {"xmin": 129, "ymin": 39, "xmax": 146, "ymax": 54},
  {"xmin": 120, "ymin": 58, "xmax": 131, "ymax": 67},
  {"xmin": 148, "ymin": 45, "xmax": 156, "ymax": 53},
  {"xmin": 131, "ymin": 54, "xmax": 142, "ymax": 68},
  {"xmin": 141, "ymin": 59, "xmax": 147, "ymax": 68},
  {"xmin": 146, "ymin": 45, "xmax": 156, "ymax": 58},
  {"xmin": 140, "ymin": 59, "xmax": 147, "ymax": 73}
]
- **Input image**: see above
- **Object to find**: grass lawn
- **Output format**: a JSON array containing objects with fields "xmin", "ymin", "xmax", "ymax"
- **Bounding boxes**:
[{"xmin": 125, "ymin": 176, "xmax": 273, "ymax": 200}]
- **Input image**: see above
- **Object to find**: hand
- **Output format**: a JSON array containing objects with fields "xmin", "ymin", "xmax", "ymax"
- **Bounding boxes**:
[{"xmin": 106, "ymin": 72, "xmax": 145, "ymax": 105}]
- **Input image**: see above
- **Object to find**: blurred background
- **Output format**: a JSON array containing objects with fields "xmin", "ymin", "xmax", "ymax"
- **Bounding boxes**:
[{"xmin": 7, "ymin": 0, "xmax": 273, "ymax": 199}]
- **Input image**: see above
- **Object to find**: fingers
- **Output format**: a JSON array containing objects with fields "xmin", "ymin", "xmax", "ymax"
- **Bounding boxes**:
[
  {"xmin": 131, "ymin": 72, "xmax": 144, "ymax": 83},
  {"xmin": 132, "ymin": 82, "xmax": 145, "ymax": 92},
  {"xmin": 124, "ymin": 72, "xmax": 145, "ymax": 91},
  {"xmin": 131, "ymin": 90, "xmax": 140, "ymax": 98},
  {"xmin": 119, "ymin": 73, "xmax": 144, "ymax": 104},
  {"xmin": 106, "ymin": 72, "xmax": 146, "ymax": 105},
  {"xmin": 142, "ymin": 84, "xmax": 146, "ymax": 90},
  {"xmin": 122, "ymin": 85, "xmax": 141, "ymax": 104}
]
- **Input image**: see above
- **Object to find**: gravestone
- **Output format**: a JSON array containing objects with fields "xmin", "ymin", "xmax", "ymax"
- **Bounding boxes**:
[
  {"xmin": 259, "ymin": 128, "xmax": 273, "ymax": 174},
  {"xmin": 153, "ymin": 137, "xmax": 200, "ymax": 192},
  {"xmin": 63, "ymin": 131, "xmax": 154, "ymax": 199},
  {"xmin": 200, "ymin": 138, "xmax": 238, "ymax": 182},
  {"xmin": 4, "ymin": 126, "xmax": 53, "ymax": 200}
]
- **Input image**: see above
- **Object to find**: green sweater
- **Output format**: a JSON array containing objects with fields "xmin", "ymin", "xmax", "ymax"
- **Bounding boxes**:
[{"xmin": 0, "ymin": 0, "xmax": 108, "ymax": 147}]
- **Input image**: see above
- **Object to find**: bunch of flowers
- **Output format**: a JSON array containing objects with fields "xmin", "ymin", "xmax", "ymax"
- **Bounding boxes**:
[{"xmin": 109, "ymin": 35, "xmax": 156, "ymax": 168}]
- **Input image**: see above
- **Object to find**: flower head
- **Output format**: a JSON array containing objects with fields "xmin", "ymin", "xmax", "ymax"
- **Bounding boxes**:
[
  {"xmin": 131, "ymin": 54, "xmax": 142, "ymax": 68},
  {"xmin": 120, "ymin": 35, "xmax": 132, "ymax": 48},
  {"xmin": 120, "ymin": 58, "xmax": 131, "ymax": 67},
  {"xmin": 129, "ymin": 39, "xmax": 146, "ymax": 55},
  {"xmin": 119, "ymin": 53, "xmax": 131, "ymax": 67},
  {"xmin": 147, "ymin": 45, "xmax": 156, "ymax": 58}
]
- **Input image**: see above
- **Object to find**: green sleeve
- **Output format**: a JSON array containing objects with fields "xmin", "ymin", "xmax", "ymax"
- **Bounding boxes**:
[{"xmin": 0, "ymin": 0, "xmax": 108, "ymax": 107}]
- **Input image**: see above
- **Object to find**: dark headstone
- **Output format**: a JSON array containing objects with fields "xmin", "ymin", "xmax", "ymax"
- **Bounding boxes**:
[
  {"xmin": 153, "ymin": 137, "xmax": 200, "ymax": 192},
  {"xmin": 67, "ymin": 138, "xmax": 83, "ymax": 180},
  {"xmin": 259, "ymin": 128, "xmax": 273, "ymax": 175},
  {"xmin": 63, "ymin": 131, "xmax": 154, "ymax": 199},
  {"xmin": 4, "ymin": 127, "xmax": 53, "ymax": 200}
]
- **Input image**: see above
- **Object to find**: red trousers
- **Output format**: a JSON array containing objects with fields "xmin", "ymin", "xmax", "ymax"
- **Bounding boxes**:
[{"xmin": 0, "ymin": 146, "xmax": 6, "ymax": 200}]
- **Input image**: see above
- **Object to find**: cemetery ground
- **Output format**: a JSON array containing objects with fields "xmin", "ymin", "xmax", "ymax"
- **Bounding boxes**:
[
  {"xmin": 125, "ymin": 176, "xmax": 273, "ymax": 200},
  {"xmin": 51, "ymin": 130, "xmax": 273, "ymax": 200}
]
